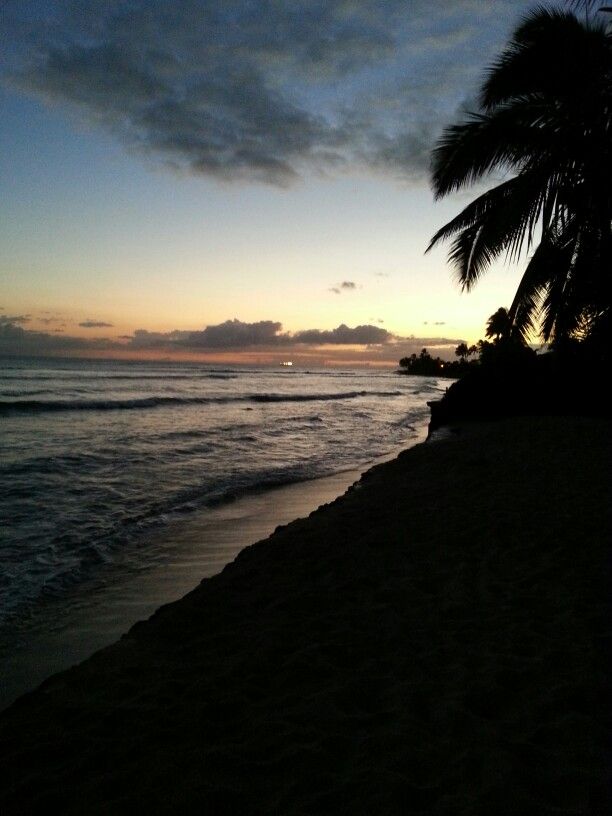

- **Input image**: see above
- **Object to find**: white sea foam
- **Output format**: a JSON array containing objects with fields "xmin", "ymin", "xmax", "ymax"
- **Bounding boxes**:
[{"xmin": 0, "ymin": 358, "xmax": 447, "ymax": 627}]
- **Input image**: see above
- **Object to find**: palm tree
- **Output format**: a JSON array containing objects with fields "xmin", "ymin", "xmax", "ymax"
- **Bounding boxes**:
[
  {"xmin": 567, "ymin": 1, "xmax": 612, "ymax": 15},
  {"xmin": 485, "ymin": 307, "xmax": 512, "ymax": 342},
  {"xmin": 455, "ymin": 342, "xmax": 470, "ymax": 361},
  {"xmin": 427, "ymin": 8, "xmax": 611, "ymax": 348}
]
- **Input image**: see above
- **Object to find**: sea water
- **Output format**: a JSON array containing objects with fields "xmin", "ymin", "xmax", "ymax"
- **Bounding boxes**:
[{"xmin": 0, "ymin": 357, "xmax": 446, "ymax": 637}]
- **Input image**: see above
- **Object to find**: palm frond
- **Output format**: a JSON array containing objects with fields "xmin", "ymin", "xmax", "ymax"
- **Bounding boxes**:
[
  {"xmin": 431, "ymin": 98, "xmax": 568, "ymax": 199},
  {"xmin": 427, "ymin": 6, "xmax": 612, "ymax": 344},
  {"xmin": 428, "ymin": 166, "xmax": 562, "ymax": 289},
  {"xmin": 480, "ymin": 8, "xmax": 607, "ymax": 111},
  {"xmin": 508, "ymin": 226, "xmax": 577, "ymax": 341}
]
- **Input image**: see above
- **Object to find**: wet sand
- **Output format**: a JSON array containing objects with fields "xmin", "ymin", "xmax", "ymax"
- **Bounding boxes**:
[
  {"xmin": 0, "ymin": 416, "xmax": 610, "ymax": 814},
  {"xmin": 0, "ymin": 433, "xmax": 426, "ymax": 712}
]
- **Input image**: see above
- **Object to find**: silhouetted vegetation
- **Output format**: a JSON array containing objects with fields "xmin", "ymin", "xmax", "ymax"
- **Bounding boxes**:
[
  {"xmin": 399, "ymin": 308, "xmax": 535, "ymax": 379},
  {"xmin": 399, "ymin": 348, "xmax": 459, "ymax": 377},
  {"xmin": 427, "ymin": 7, "xmax": 611, "ymax": 358},
  {"xmin": 421, "ymin": 6, "xmax": 611, "ymax": 430}
]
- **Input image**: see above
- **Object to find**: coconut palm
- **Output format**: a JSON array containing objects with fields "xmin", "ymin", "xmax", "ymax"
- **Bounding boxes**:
[
  {"xmin": 455, "ymin": 342, "xmax": 470, "ymax": 361},
  {"xmin": 485, "ymin": 307, "xmax": 512, "ymax": 342},
  {"xmin": 427, "ymin": 8, "xmax": 612, "ymax": 347}
]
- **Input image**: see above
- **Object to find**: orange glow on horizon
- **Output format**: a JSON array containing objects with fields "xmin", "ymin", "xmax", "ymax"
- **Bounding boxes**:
[{"xmin": 16, "ymin": 345, "xmax": 422, "ymax": 368}]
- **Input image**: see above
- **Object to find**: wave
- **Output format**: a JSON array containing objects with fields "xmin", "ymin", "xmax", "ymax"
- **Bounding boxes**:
[
  {"xmin": 0, "ymin": 389, "xmax": 50, "ymax": 398},
  {"xmin": 0, "ymin": 390, "xmax": 403, "ymax": 414},
  {"xmin": 0, "ymin": 372, "xmax": 237, "ymax": 382}
]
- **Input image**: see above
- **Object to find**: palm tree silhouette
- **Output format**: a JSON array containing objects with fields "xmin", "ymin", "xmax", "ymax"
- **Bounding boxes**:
[
  {"xmin": 485, "ymin": 308, "xmax": 512, "ymax": 342},
  {"xmin": 427, "ymin": 8, "xmax": 611, "ymax": 347}
]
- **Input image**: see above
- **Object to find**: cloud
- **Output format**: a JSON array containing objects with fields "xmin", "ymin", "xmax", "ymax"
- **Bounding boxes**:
[
  {"xmin": 0, "ymin": 319, "xmax": 117, "ymax": 355},
  {"xmin": 38, "ymin": 316, "xmax": 64, "ymax": 325},
  {"xmin": 124, "ymin": 319, "xmax": 392, "ymax": 349},
  {"xmin": 329, "ymin": 280, "xmax": 357, "ymax": 294},
  {"xmin": 0, "ymin": 314, "xmax": 30, "ymax": 325},
  {"xmin": 292, "ymin": 323, "xmax": 391, "ymax": 345},
  {"xmin": 79, "ymin": 320, "xmax": 114, "ymax": 328},
  {"xmin": 128, "ymin": 329, "xmax": 192, "ymax": 349},
  {"xmin": 184, "ymin": 319, "xmax": 286, "ymax": 348},
  {"xmin": 3, "ymin": 0, "xmax": 534, "ymax": 185},
  {"xmin": 0, "ymin": 315, "xmax": 466, "ymax": 361}
]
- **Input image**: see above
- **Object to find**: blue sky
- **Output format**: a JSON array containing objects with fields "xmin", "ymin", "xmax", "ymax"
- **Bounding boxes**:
[{"xmin": 1, "ymin": 0, "xmax": 550, "ymax": 364}]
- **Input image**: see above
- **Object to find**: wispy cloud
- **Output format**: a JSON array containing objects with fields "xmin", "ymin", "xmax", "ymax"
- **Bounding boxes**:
[
  {"xmin": 38, "ymin": 316, "xmax": 65, "ymax": 326},
  {"xmin": 79, "ymin": 320, "xmax": 114, "ymax": 328},
  {"xmin": 329, "ymin": 280, "xmax": 358, "ymax": 294},
  {"xmin": 3, "ymin": 0, "xmax": 533, "ymax": 186}
]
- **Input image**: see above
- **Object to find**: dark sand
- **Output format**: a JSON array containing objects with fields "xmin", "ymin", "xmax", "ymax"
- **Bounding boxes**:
[
  {"xmin": 0, "ymin": 416, "xmax": 610, "ymax": 814},
  {"xmin": 0, "ymin": 439, "xmax": 426, "ymax": 712}
]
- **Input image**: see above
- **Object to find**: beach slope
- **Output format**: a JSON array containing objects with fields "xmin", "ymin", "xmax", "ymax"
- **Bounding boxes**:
[{"xmin": 0, "ymin": 416, "xmax": 610, "ymax": 814}]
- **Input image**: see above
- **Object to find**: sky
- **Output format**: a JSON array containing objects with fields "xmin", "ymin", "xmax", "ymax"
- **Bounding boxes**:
[{"xmin": 1, "ymin": 0, "xmax": 550, "ymax": 366}]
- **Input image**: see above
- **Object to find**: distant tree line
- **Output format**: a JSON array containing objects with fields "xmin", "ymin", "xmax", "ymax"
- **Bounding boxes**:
[{"xmin": 399, "ymin": 307, "xmax": 538, "ymax": 377}]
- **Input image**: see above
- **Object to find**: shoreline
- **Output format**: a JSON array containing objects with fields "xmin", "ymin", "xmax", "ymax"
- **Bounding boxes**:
[
  {"xmin": 1, "ymin": 415, "xmax": 609, "ymax": 813},
  {"xmin": 0, "ymin": 429, "xmax": 427, "ymax": 711}
]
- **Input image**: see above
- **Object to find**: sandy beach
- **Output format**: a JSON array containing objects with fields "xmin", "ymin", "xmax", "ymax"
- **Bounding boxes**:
[
  {"xmin": 0, "ymin": 441, "xmax": 426, "ymax": 713},
  {"xmin": 0, "ymin": 415, "xmax": 609, "ymax": 814}
]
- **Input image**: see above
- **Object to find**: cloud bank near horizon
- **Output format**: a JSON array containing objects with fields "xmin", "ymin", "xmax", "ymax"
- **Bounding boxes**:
[
  {"xmin": 3, "ymin": 0, "xmax": 532, "ymax": 186},
  {"xmin": 0, "ymin": 317, "xmax": 463, "ymax": 361}
]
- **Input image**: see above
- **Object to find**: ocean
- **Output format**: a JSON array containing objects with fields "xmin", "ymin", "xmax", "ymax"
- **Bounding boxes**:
[{"xmin": 0, "ymin": 356, "xmax": 446, "ymax": 702}]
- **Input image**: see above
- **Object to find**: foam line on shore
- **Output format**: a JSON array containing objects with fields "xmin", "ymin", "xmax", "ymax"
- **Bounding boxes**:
[{"xmin": 0, "ymin": 433, "xmax": 427, "ymax": 711}]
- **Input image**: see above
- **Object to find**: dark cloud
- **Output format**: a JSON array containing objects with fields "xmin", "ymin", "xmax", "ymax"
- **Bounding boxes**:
[
  {"xmin": 38, "ymin": 316, "xmax": 64, "ymax": 325},
  {"xmin": 293, "ymin": 323, "xmax": 391, "ymax": 345},
  {"xmin": 0, "ymin": 315, "xmax": 465, "ymax": 360},
  {"xmin": 184, "ymin": 319, "xmax": 285, "ymax": 348},
  {"xmin": 0, "ymin": 314, "xmax": 30, "ymax": 325},
  {"xmin": 0, "ymin": 319, "xmax": 116, "ymax": 355},
  {"xmin": 79, "ymin": 320, "xmax": 114, "ymax": 328},
  {"xmin": 126, "ymin": 319, "xmax": 391, "ymax": 348},
  {"xmin": 3, "ymin": 0, "xmax": 533, "ymax": 185},
  {"xmin": 128, "ymin": 329, "xmax": 192, "ymax": 349},
  {"xmin": 329, "ymin": 281, "xmax": 357, "ymax": 294}
]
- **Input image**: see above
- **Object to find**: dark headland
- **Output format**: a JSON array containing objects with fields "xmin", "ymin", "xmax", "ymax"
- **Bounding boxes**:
[{"xmin": 0, "ymin": 414, "xmax": 610, "ymax": 814}]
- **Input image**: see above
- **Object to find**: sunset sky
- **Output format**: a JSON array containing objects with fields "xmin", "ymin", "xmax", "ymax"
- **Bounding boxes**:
[{"xmin": 1, "ymin": 0, "xmax": 541, "ymax": 365}]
